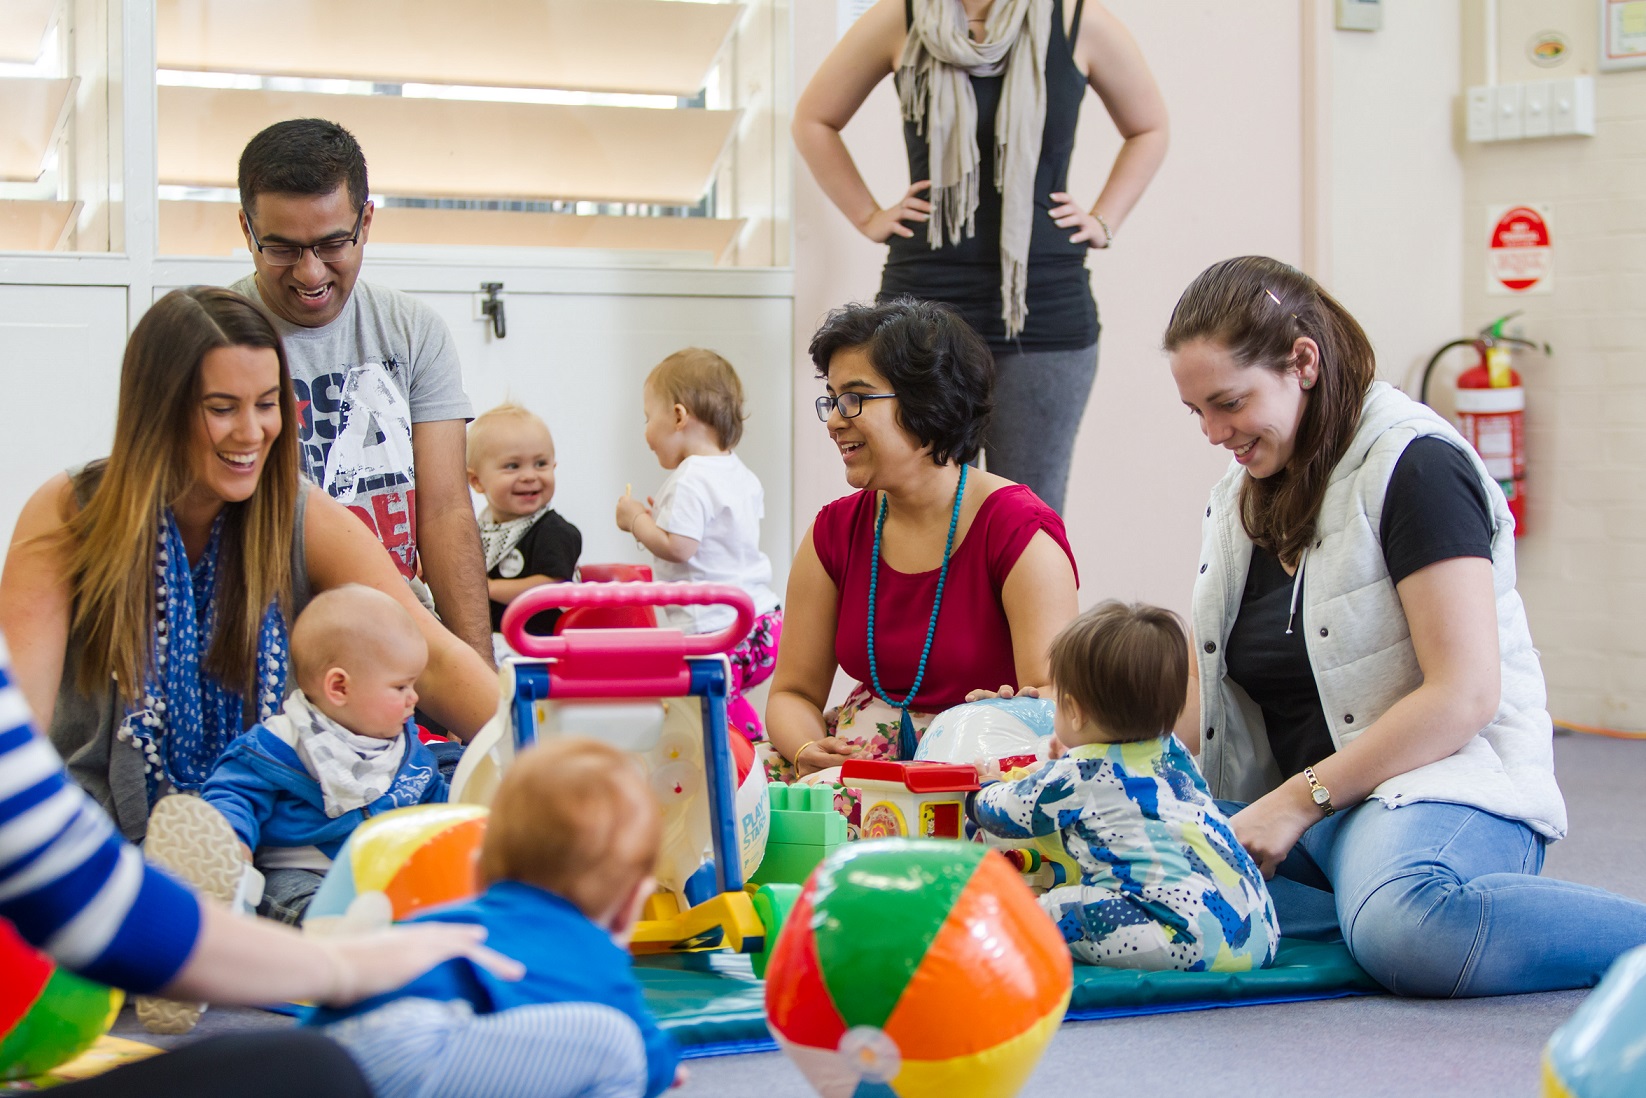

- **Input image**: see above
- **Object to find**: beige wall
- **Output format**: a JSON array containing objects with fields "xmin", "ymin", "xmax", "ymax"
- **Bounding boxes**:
[
  {"xmin": 1460, "ymin": 0, "xmax": 1646, "ymax": 728},
  {"xmin": 789, "ymin": 0, "xmax": 1305, "ymax": 616},
  {"xmin": 1321, "ymin": 0, "xmax": 1464, "ymax": 388}
]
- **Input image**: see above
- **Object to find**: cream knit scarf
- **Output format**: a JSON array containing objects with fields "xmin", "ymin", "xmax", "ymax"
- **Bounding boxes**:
[{"xmin": 898, "ymin": 0, "xmax": 1051, "ymax": 338}]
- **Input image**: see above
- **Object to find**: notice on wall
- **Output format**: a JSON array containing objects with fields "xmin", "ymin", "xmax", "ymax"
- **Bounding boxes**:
[
  {"xmin": 1487, "ymin": 204, "xmax": 1554, "ymax": 295},
  {"xmin": 1601, "ymin": 0, "xmax": 1646, "ymax": 71},
  {"xmin": 838, "ymin": 0, "xmax": 876, "ymax": 40}
]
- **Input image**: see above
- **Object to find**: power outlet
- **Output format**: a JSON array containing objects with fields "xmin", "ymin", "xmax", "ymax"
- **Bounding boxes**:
[{"xmin": 1335, "ymin": 0, "xmax": 1382, "ymax": 32}]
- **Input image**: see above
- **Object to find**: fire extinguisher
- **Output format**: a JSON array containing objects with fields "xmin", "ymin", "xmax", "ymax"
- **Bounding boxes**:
[{"xmin": 1419, "ymin": 313, "xmax": 1549, "ymax": 537}]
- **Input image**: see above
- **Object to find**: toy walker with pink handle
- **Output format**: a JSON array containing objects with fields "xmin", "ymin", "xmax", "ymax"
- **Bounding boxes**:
[{"xmin": 451, "ymin": 581, "xmax": 770, "ymax": 956}]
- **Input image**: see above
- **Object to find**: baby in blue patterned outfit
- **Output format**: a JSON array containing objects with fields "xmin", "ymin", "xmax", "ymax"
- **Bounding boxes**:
[{"xmin": 969, "ymin": 601, "xmax": 1278, "ymax": 971}]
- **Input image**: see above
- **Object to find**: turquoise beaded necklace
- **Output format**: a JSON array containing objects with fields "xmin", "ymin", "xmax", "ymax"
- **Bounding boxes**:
[{"xmin": 866, "ymin": 463, "xmax": 967, "ymax": 759}]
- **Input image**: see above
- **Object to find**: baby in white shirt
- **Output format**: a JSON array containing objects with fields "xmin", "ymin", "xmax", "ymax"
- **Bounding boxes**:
[{"xmin": 614, "ymin": 349, "xmax": 781, "ymax": 741}]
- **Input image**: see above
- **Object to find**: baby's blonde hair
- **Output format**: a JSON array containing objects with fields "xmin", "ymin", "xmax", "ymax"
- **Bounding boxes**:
[
  {"xmin": 478, "ymin": 737, "xmax": 661, "ymax": 920},
  {"xmin": 289, "ymin": 584, "xmax": 426, "ymax": 695},
  {"xmin": 467, "ymin": 401, "xmax": 552, "ymax": 468},
  {"xmin": 647, "ymin": 349, "xmax": 746, "ymax": 450}
]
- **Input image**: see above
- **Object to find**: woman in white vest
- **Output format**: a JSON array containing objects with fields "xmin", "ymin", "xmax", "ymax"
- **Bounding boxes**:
[{"xmin": 1163, "ymin": 255, "xmax": 1646, "ymax": 997}]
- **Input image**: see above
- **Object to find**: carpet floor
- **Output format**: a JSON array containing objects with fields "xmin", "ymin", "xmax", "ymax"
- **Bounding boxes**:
[{"xmin": 112, "ymin": 731, "xmax": 1645, "ymax": 1097}]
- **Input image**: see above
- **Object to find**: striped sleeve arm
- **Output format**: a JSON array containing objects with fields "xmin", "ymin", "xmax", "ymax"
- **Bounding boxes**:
[{"xmin": 0, "ymin": 664, "xmax": 200, "ymax": 993}]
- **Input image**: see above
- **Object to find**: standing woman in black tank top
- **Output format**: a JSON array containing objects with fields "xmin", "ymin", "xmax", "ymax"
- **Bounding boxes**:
[{"xmin": 794, "ymin": 0, "xmax": 1166, "ymax": 513}]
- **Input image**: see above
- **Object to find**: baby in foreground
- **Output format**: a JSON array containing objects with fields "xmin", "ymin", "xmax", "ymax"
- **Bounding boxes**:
[
  {"xmin": 970, "ymin": 601, "xmax": 1278, "ymax": 971},
  {"xmin": 309, "ymin": 736, "xmax": 682, "ymax": 1098}
]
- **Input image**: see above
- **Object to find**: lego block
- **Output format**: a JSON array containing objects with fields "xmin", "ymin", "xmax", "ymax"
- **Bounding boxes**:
[
  {"xmin": 750, "ymin": 842, "xmax": 835, "ymax": 886},
  {"xmin": 751, "ymin": 783, "xmax": 849, "ymax": 886},
  {"xmin": 766, "ymin": 784, "xmax": 848, "ymax": 846}
]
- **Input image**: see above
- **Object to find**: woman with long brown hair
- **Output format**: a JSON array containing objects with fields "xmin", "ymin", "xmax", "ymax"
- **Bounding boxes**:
[
  {"xmin": 0, "ymin": 286, "xmax": 494, "ymax": 843},
  {"xmin": 1165, "ymin": 255, "xmax": 1646, "ymax": 997}
]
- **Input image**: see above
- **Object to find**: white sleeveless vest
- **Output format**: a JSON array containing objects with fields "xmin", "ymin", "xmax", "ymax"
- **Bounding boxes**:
[{"xmin": 1191, "ymin": 382, "xmax": 1566, "ymax": 840}]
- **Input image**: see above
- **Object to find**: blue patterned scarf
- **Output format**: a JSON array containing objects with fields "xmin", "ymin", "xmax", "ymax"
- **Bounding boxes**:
[{"xmin": 115, "ymin": 511, "xmax": 289, "ymax": 802}]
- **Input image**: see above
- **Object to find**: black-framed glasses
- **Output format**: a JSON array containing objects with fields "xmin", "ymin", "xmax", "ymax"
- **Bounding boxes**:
[
  {"xmin": 244, "ymin": 203, "xmax": 366, "ymax": 266},
  {"xmin": 815, "ymin": 392, "xmax": 896, "ymax": 422}
]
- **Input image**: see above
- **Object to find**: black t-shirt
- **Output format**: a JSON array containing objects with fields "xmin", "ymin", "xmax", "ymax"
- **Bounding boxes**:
[
  {"xmin": 487, "ymin": 510, "xmax": 582, "ymax": 635},
  {"xmin": 877, "ymin": 0, "xmax": 1099, "ymax": 353},
  {"xmin": 1223, "ymin": 438, "xmax": 1495, "ymax": 779}
]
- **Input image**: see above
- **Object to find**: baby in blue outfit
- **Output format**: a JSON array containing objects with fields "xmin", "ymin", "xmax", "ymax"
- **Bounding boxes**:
[
  {"xmin": 970, "ymin": 601, "xmax": 1278, "ymax": 972},
  {"xmin": 201, "ymin": 584, "xmax": 446, "ymax": 924},
  {"xmin": 310, "ymin": 736, "xmax": 681, "ymax": 1098}
]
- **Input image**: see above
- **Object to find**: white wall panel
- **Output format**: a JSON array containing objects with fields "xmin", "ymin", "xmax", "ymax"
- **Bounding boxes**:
[
  {"xmin": 412, "ymin": 289, "xmax": 793, "ymax": 587},
  {"xmin": 0, "ymin": 284, "xmax": 127, "ymax": 553}
]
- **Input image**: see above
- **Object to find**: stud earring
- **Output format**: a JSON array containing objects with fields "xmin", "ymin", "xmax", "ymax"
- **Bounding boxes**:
[{"xmin": 1301, "ymin": 378, "xmax": 1315, "ymax": 389}]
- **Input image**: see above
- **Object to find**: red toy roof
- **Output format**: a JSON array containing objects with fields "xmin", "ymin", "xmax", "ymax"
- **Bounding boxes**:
[{"xmin": 839, "ymin": 759, "xmax": 981, "ymax": 793}]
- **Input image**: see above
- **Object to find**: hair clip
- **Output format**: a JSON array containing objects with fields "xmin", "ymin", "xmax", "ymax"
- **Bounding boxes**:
[{"xmin": 1263, "ymin": 288, "xmax": 1282, "ymax": 307}]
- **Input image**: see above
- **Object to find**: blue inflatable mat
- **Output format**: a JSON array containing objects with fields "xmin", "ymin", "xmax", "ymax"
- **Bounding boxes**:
[{"xmin": 636, "ymin": 938, "xmax": 1382, "ymax": 1059}]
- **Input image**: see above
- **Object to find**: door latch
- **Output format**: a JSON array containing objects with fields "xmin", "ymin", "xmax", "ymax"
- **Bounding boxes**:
[{"xmin": 480, "ymin": 282, "xmax": 506, "ymax": 339}]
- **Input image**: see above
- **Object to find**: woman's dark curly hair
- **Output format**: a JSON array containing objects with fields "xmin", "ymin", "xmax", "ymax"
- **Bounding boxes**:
[{"xmin": 807, "ymin": 298, "xmax": 994, "ymax": 466}]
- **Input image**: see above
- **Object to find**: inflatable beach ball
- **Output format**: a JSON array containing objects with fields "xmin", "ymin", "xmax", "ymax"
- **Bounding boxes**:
[
  {"xmin": 764, "ymin": 840, "xmax": 1071, "ymax": 1098},
  {"xmin": 307, "ymin": 803, "xmax": 489, "ymax": 927},
  {"xmin": 0, "ymin": 919, "xmax": 122, "ymax": 1081},
  {"xmin": 1544, "ymin": 944, "xmax": 1646, "ymax": 1098},
  {"xmin": 914, "ymin": 698, "xmax": 1055, "ymax": 765}
]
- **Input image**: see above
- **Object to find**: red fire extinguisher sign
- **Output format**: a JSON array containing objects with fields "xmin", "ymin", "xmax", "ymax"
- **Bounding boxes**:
[{"xmin": 1487, "ymin": 205, "xmax": 1553, "ymax": 295}]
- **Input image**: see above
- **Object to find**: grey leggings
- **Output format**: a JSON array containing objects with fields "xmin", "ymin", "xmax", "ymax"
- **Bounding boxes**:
[{"xmin": 985, "ymin": 340, "xmax": 1099, "ymax": 514}]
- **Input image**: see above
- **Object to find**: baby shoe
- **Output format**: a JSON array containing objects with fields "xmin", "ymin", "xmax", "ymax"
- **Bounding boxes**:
[{"xmin": 136, "ymin": 793, "xmax": 248, "ymax": 1035}]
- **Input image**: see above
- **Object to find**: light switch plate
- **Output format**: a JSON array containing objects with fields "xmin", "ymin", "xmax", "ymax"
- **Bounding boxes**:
[
  {"xmin": 1493, "ymin": 83, "xmax": 1525, "ymax": 141},
  {"xmin": 1548, "ymin": 76, "xmax": 1596, "ymax": 136},
  {"xmin": 1520, "ymin": 82, "xmax": 1552, "ymax": 138},
  {"xmin": 1466, "ymin": 86, "xmax": 1495, "ymax": 142}
]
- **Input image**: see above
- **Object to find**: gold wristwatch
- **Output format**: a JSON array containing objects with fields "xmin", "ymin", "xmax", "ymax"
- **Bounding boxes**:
[{"xmin": 1303, "ymin": 766, "xmax": 1336, "ymax": 817}]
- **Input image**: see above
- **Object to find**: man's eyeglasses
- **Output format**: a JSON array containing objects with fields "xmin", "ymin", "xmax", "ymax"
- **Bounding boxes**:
[
  {"xmin": 244, "ymin": 203, "xmax": 366, "ymax": 266},
  {"xmin": 815, "ymin": 392, "xmax": 896, "ymax": 422}
]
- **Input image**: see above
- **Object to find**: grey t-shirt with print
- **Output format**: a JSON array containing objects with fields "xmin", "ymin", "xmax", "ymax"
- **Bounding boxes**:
[{"xmin": 230, "ymin": 275, "xmax": 473, "ymax": 579}]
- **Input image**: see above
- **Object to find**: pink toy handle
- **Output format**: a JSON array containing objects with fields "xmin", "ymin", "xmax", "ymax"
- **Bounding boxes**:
[{"xmin": 501, "ymin": 582, "xmax": 756, "ymax": 660}]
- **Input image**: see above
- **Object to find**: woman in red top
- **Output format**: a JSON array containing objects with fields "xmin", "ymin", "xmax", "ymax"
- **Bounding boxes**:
[{"xmin": 766, "ymin": 299, "xmax": 1079, "ymax": 779}]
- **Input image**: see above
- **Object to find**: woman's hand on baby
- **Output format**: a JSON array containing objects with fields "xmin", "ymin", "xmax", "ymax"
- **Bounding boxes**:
[
  {"xmin": 1230, "ymin": 787, "xmax": 1317, "ymax": 879},
  {"xmin": 964, "ymin": 684, "xmax": 1040, "ymax": 703},
  {"xmin": 614, "ymin": 495, "xmax": 649, "ymax": 533},
  {"xmin": 318, "ymin": 923, "xmax": 524, "ymax": 1006},
  {"xmin": 860, "ymin": 181, "xmax": 932, "ymax": 243}
]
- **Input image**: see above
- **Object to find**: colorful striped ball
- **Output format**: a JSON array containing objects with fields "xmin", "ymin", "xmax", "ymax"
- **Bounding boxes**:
[
  {"xmin": 307, "ymin": 803, "xmax": 489, "ymax": 925},
  {"xmin": 0, "ymin": 920, "xmax": 122, "ymax": 1082},
  {"xmin": 764, "ymin": 839, "xmax": 1072, "ymax": 1098}
]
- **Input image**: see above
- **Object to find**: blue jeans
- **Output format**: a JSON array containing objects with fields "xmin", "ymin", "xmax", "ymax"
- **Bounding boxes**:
[
  {"xmin": 258, "ymin": 867, "xmax": 324, "ymax": 926},
  {"xmin": 1219, "ymin": 798, "xmax": 1646, "ymax": 997}
]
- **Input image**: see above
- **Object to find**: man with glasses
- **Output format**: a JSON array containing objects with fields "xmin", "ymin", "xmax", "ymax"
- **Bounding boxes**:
[{"xmin": 230, "ymin": 118, "xmax": 492, "ymax": 666}]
